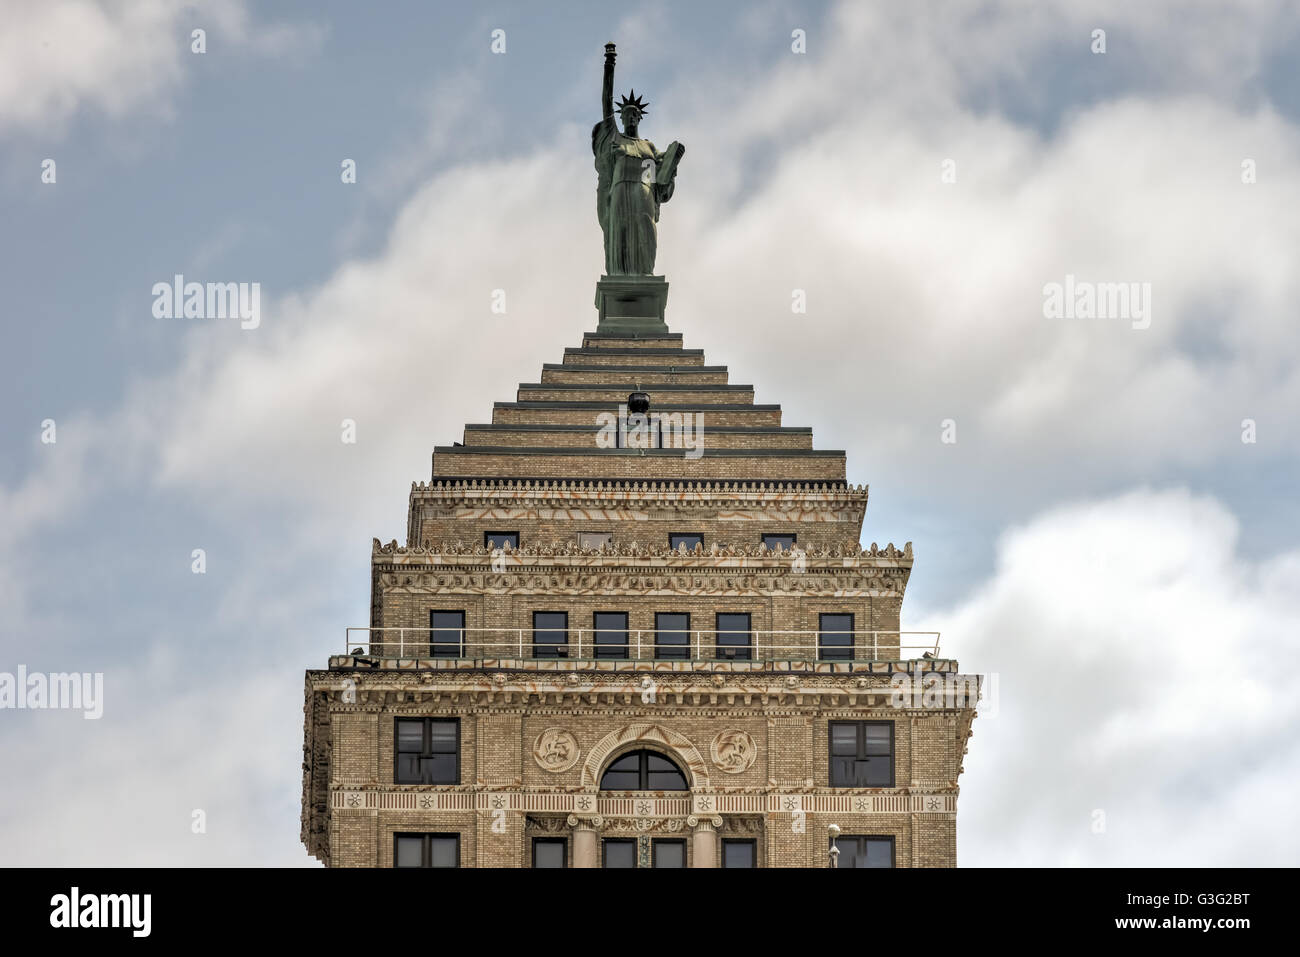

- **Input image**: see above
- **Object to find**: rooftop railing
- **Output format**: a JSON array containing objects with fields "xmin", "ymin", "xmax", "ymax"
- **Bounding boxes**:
[{"xmin": 340, "ymin": 627, "xmax": 941, "ymax": 663}]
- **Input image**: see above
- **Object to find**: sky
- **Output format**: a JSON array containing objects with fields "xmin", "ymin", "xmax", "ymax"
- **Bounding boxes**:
[{"xmin": 1, "ymin": 0, "xmax": 1298, "ymax": 866}]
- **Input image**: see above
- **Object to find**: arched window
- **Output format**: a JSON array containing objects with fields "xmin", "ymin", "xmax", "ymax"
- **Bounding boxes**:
[{"xmin": 599, "ymin": 749, "xmax": 689, "ymax": 791}]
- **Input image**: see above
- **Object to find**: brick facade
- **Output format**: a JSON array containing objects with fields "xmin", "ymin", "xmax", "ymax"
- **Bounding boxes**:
[{"xmin": 301, "ymin": 325, "xmax": 980, "ymax": 867}]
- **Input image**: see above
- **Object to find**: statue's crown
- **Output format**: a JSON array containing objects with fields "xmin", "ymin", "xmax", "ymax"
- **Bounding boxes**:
[{"xmin": 616, "ymin": 90, "xmax": 649, "ymax": 115}]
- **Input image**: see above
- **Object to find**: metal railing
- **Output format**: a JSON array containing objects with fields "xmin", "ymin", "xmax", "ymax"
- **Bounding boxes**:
[{"xmin": 342, "ymin": 627, "xmax": 941, "ymax": 662}]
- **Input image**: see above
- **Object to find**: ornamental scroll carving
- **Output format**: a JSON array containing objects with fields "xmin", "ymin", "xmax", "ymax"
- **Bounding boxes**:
[
  {"xmin": 533, "ymin": 728, "xmax": 580, "ymax": 773},
  {"xmin": 710, "ymin": 729, "xmax": 757, "ymax": 774}
]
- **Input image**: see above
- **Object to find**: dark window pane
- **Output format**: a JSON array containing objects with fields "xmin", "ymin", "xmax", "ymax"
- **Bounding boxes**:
[
  {"xmin": 429, "ymin": 836, "xmax": 459, "ymax": 868},
  {"xmin": 395, "ymin": 836, "xmax": 424, "ymax": 868},
  {"xmin": 395, "ymin": 718, "xmax": 459, "ymax": 785},
  {"xmin": 396, "ymin": 754, "xmax": 422, "ymax": 784},
  {"xmin": 819, "ymin": 613, "xmax": 854, "ymax": 660},
  {"xmin": 424, "ymin": 754, "xmax": 457, "ymax": 784},
  {"xmin": 646, "ymin": 751, "xmax": 689, "ymax": 789},
  {"xmin": 865, "ymin": 724, "xmax": 891, "ymax": 755},
  {"xmin": 603, "ymin": 840, "xmax": 636, "ymax": 868},
  {"xmin": 533, "ymin": 612, "xmax": 568, "ymax": 658},
  {"xmin": 830, "ymin": 758, "xmax": 854, "ymax": 787},
  {"xmin": 429, "ymin": 611, "xmax": 464, "ymax": 656},
  {"xmin": 593, "ymin": 612, "xmax": 628, "ymax": 659},
  {"xmin": 669, "ymin": 533, "xmax": 702, "ymax": 550},
  {"xmin": 839, "ymin": 836, "xmax": 860, "ymax": 868},
  {"xmin": 600, "ymin": 749, "xmax": 689, "ymax": 791},
  {"xmin": 534, "ymin": 839, "xmax": 566, "ymax": 869},
  {"xmin": 829, "ymin": 721, "xmax": 893, "ymax": 788},
  {"xmin": 838, "ymin": 836, "xmax": 894, "ymax": 869},
  {"xmin": 722, "ymin": 840, "xmax": 755, "ymax": 868},
  {"xmin": 653, "ymin": 840, "xmax": 685, "ymax": 868},
  {"xmin": 863, "ymin": 758, "xmax": 891, "ymax": 787},
  {"xmin": 655, "ymin": 613, "xmax": 690, "ymax": 658},
  {"xmin": 864, "ymin": 838, "xmax": 893, "ymax": 868},
  {"xmin": 485, "ymin": 531, "xmax": 518, "ymax": 549},
  {"xmin": 646, "ymin": 768, "xmax": 688, "ymax": 790},
  {"xmin": 396, "ymin": 720, "xmax": 424, "ymax": 752},
  {"xmin": 762, "ymin": 534, "xmax": 796, "ymax": 551},
  {"xmin": 601, "ymin": 769, "xmax": 640, "ymax": 789},
  {"xmin": 716, "ymin": 613, "xmax": 751, "ymax": 660},
  {"xmin": 428, "ymin": 721, "xmax": 457, "ymax": 752},
  {"xmin": 830, "ymin": 723, "xmax": 858, "ymax": 755},
  {"xmin": 606, "ymin": 753, "xmax": 639, "ymax": 772}
]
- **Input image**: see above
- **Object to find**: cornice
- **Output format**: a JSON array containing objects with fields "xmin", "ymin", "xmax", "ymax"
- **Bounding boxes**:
[{"xmin": 373, "ymin": 538, "xmax": 910, "ymax": 566}]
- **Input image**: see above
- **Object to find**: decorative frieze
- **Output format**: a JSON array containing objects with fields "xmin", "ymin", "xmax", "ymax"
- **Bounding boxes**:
[{"xmin": 329, "ymin": 787, "xmax": 957, "ymax": 817}]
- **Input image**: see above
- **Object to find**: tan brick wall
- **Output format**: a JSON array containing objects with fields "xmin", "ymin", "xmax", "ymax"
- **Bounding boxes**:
[
  {"xmin": 542, "ymin": 367, "xmax": 729, "ymax": 385},
  {"xmin": 490, "ymin": 406, "xmax": 782, "ymax": 427},
  {"xmin": 431, "ymin": 451, "xmax": 847, "ymax": 482},
  {"xmin": 565, "ymin": 350, "xmax": 703, "ymax": 367},
  {"xmin": 462, "ymin": 427, "xmax": 812, "ymax": 450},
  {"xmin": 316, "ymin": 691, "xmax": 965, "ymax": 867},
  {"xmin": 303, "ymin": 329, "xmax": 976, "ymax": 868}
]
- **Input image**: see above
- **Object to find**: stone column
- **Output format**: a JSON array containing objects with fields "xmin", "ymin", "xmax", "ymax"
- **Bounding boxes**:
[
  {"xmin": 689, "ymin": 816, "xmax": 720, "ymax": 868},
  {"xmin": 569, "ymin": 816, "xmax": 601, "ymax": 868}
]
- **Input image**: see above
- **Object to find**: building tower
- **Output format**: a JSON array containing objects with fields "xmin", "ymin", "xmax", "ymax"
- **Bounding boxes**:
[{"xmin": 300, "ymin": 44, "xmax": 980, "ymax": 869}]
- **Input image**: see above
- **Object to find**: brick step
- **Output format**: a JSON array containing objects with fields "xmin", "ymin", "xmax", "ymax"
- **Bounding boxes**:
[
  {"xmin": 563, "ymin": 348, "xmax": 705, "ymax": 367},
  {"xmin": 461, "ymin": 424, "xmax": 814, "ymax": 451},
  {"xmin": 516, "ymin": 383, "xmax": 755, "ymax": 404},
  {"xmin": 581, "ymin": 332, "xmax": 683, "ymax": 350},
  {"xmin": 431, "ymin": 446, "xmax": 847, "ymax": 482},
  {"xmin": 491, "ymin": 402, "xmax": 783, "ymax": 428},
  {"xmin": 540, "ymin": 364, "xmax": 729, "ymax": 386}
]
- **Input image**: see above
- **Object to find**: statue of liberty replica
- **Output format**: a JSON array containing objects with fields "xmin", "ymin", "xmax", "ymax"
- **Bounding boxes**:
[{"xmin": 591, "ymin": 42, "xmax": 683, "ymax": 332}]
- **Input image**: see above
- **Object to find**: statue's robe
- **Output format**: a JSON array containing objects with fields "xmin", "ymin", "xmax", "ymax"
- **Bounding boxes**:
[{"xmin": 592, "ymin": 115, "xmax": 665, "ymax": 276}]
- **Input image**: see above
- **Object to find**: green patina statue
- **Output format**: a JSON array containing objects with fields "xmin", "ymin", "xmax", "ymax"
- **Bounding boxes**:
[{"xmin": 592, "ymin": 42, "xmax": 684, "ymax": 276}]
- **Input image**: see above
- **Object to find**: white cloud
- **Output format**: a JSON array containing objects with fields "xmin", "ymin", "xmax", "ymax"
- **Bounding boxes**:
[
  {"xmin": 927, "ymin": 488, "xmax": 1300, "ymax": 866},
  {"xmin": 0, "ymin": 0, "xmax": 324, "ymax": 135}
]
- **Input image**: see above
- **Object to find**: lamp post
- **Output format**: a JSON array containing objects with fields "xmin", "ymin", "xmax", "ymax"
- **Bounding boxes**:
[{"xmin": 828, "ymin": 823, "xmax": 841, "ymax": 868}]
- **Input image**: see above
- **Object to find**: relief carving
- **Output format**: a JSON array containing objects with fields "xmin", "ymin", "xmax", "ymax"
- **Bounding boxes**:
[
  {"xmin": 533, "ymin": 728, "xmax": 580, "ymax": 773},
  {"xmin": 710, "ymin": 729, "xmax": 758, "ymax": 774}
]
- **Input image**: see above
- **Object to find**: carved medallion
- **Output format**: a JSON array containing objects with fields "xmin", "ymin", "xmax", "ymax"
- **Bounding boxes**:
[
  {"xmin": 710, "ymin": 729, "xmax": 757, "ymax": 774},
  {"xmin": 533, "ymin": 728, "xmax": 580, "ymax": 773}
]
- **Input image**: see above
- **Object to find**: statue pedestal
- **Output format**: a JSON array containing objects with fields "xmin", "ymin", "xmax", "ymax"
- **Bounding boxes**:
[{"xmin": 594, "ymin": 276, "xmax": 669, "ymax": 335}]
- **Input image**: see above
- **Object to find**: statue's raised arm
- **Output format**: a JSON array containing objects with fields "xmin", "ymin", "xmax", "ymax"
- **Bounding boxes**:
[{"xmin": 602, "ymin": 42, "xmax": 616, "ymax": 119}]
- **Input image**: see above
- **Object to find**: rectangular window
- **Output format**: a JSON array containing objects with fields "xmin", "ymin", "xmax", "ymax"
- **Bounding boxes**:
[
  {"xmin": 652, "ymin": 839, "xmax": 686, "ymax": 868},
  {"xmin": 655, "ymin": 612, "xmax": 690, "ymax": 659},
  {"xmin": 762, "ymin": 534, "xmax": 796, "ymax": 551},
  {"xmin": 395, "ymin": 718, "xmax": 459, "ymax": 785},
  {"xmin": 593, "ymin": 611, "xmax": 629, "ymax": 659},
  {"xmin": 532, "ymin": 611, "xmax": 568, "ymax": 658},
  {"xmin": 715, "ymin": 612, "xmax": 752, "ymax": 660},
  {"xmin": 578, "ymin": 531, "xmax": 612, "ymax": 550},
  {"xmin": 484, "ymin": 531, "xmax": 519, "ymax": 550},
  {"xmin": 835, "ymin": 835, "xmax": 895, "ymax": 868},
  {"xmin": 829, "ymin": 720, "xmax": 894, "ymax": 787},
  {"xmin": 722, "ymin": 839, "xmax": 756, "ymax": 868},
  {"xmin": 532, "ymin": 838, "xmax": 567, "ymax": 869},
  {"xmin": 429, "ymin": 610, "xmax": 465, "ymax": 658},
  {"xmin": 818, "ymin": 612, "xmax": 854, "ymax": 661},
  {"xmin": 669, "ymin": 533, "xmax": 703, "ymax": 551},
  {"xmin": 394, "ymin": 833, "xmax": 459, "ymax": 868},
  {"xmin": 602, "ymin": 838, "xmax": 637, "ymax": 868}
]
